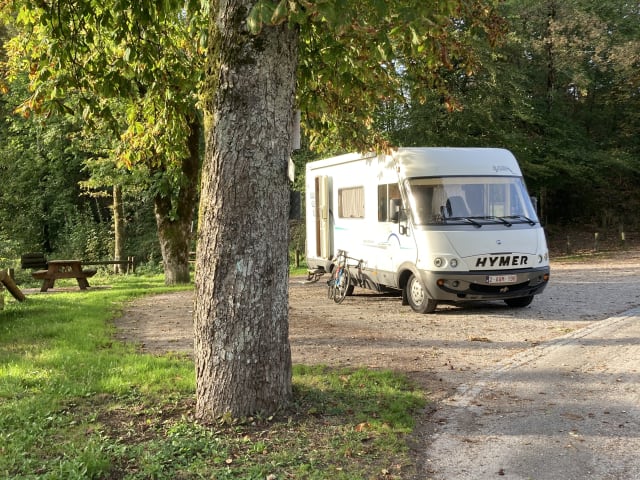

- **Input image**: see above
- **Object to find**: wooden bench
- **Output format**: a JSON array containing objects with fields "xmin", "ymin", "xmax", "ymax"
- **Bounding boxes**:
[{"xmin": 31, "ymin": 260, "xmax": 97, "ymax": 292}]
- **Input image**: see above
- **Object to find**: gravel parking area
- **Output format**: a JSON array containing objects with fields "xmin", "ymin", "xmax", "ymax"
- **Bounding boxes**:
[{"xmin": 114, "ymin": 251, "xmax": 640, "ymax": 402}]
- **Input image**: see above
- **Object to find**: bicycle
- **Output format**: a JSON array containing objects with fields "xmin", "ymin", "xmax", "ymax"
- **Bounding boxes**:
[{"xmin": 327, "ymin": 250, "xmax": 364, "ymax": 304}]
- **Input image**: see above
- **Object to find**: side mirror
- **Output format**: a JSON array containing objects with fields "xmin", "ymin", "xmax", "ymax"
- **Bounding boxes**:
[
  {"xmin": 389, "ymin": 198, "xmax": 402, "ymax": 223},
  {"xmin": 398, "ymin": 209, "xmax": 409, "ymax": 235}
]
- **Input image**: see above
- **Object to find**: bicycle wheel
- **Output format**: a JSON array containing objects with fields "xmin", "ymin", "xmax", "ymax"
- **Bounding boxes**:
[
  {"xmin": 327, "ymin": 271, "xmax": 338, "ymax": 300},
  {"xmin": 333, "ymin": 266, "xmax": 351, "ymax": 304}
]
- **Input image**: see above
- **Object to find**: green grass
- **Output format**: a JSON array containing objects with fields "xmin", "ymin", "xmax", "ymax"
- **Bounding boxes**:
[
  {"xmin": 290, "ymin": 259, "xmax": 310, "ymax": 277},
  {"xmin": 0, "ymin": 273, "xmax": 426, "ymax": 479}
]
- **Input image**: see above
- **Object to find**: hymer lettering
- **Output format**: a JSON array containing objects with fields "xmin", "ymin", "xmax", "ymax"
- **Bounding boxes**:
[{"xmin": 475, "ymin": 256, "xmax": 529, "ymax": 268}]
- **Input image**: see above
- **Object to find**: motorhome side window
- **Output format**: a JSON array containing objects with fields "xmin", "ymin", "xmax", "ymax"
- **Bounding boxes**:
[
  {"xmin": 338, "ymin": 186, "xmax": 365, "ymax": 218},
  {"xmin": 378, "ymin": 183, "xmax": 401, "ymax": 222}
]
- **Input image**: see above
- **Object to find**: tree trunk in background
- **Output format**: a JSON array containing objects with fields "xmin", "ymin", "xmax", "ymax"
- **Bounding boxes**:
[
  {"xmin": 194, "ymin": 0, "xmax": 297, "ymax": 420},
  {"xmin": 112, "ymin": 184, "xmax": 125, "ymax": 273},
  {"xmin": 155, "ymin": 115, "xmax": 201, "ymax": 285},
  {"xmin": 544, "ymin": 1, "xmax": 557, "ymax": 114}
]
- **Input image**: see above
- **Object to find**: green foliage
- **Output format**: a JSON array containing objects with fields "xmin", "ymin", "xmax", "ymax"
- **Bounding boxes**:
[
  {"xmin": 0, "ymin": 278, "xmax": 425, "ymax": 479},
  {"xmin": 121, "ymin": 193, "xmax": 164, "ymax": 266},
  {"xmin": 0, "ymin": 233, "xmax": 21, "ymax": 265},
  {"xmin": 0, "ymin": 75, "xmax": 161, "ymax": 260},
  {"xmin": 0, "ymin": 77, "xmax": 98, "ymax": 252},
  {"xmin": 56, "ymin": 207, "xmax": 113, "ymax": 260},
  {"xmin": 3, "ymin": 0, "xmax": 205, "ymax": 168},
  {"xmin": 249, "ymin": 0, "xmax": 505, "ymax": 153},
  {"xmin": 3, "ymin": 0, "xmax": 640, "ymax": 257}
]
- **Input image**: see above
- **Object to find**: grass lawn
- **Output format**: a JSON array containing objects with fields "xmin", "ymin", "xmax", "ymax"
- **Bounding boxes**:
[{"xmin": 0, "ymin": 273, "xmax": 426, "ymax": 479}]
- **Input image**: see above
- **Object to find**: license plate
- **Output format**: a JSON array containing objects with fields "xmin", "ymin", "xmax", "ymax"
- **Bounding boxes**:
[{"xmin": 486, "ymin": 274, "xmax": 517, "ymax": 284}]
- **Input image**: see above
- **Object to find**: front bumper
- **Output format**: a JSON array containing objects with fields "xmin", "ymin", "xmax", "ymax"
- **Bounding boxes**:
[{"xmin": 422, "ymin": 266, "xmax": 550, "ymax": 302}]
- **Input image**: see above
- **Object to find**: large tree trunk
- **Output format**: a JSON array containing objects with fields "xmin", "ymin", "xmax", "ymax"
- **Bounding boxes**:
[
  {"xmin": 194, "ymin": 0, "xmax": 297, "ymax": 420},
  {"xmin": 155, "ymin": 115, "xmax": 201, "ymax": 285},
  {"xmin": 155, "ymin": 195, "xmax": 192, "ymax": 284}
]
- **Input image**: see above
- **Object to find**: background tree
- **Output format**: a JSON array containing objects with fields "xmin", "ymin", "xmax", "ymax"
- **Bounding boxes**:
[{"xmin": 1, "ymin": 0, "xmax": 205, "ymax": 283}]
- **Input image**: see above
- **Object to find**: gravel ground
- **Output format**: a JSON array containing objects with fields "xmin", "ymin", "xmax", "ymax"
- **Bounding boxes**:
[{"xmin": 115, "ymin": 250, "xmax": 640, "ymax": 398}]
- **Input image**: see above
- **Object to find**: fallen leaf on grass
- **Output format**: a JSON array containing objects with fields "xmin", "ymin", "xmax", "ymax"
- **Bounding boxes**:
[{"xmin": 355, "ymin": 422, "xmax": 371, "ymax": 432}]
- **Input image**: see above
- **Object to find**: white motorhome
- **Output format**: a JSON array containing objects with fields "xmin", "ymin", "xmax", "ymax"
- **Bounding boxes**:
[{"xmin": 305, "ymin": 147, "xmax": 550, "ymax": 313}]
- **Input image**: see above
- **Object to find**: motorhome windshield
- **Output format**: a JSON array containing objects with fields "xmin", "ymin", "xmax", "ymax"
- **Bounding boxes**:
[{"xmin": 406, "ymin": 176, "xmax": 539, "ymax": 226}]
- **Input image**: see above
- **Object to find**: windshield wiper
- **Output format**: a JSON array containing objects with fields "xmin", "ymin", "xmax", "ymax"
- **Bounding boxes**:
[
  {"xmin": 471, "ymin": 216, "xmax": 513, "ymax": 227},
  {"xmin": 504, "ymin": 215, "xmax": 537, "ymax": 226},
  {"xmin": 444, "ymin": 216, "xmax": 482, "ymax": 228}
]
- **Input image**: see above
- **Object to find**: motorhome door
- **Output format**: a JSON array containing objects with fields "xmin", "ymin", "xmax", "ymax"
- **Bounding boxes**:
[{"xmin": 315, "ymin": 176, "xmax": 331, "ymax": 259}]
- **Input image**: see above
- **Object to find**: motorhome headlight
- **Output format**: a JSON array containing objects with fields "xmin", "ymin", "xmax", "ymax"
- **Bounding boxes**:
[
  {"xmin": 537, "ymin": 252, "xmax": 549, "ymax": 263},
  {"xmin": 450, "ymin": 258, "xmax": 458, "ymax": 268},
  {"xmin": 434, "ymin": 257, "xmax": 445, "ymax": 268}
]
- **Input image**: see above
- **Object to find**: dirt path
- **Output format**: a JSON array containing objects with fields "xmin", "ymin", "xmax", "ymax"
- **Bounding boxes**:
[{"xmin": 114, "ymin": 251, "xmax": 640, "ymax": 403}]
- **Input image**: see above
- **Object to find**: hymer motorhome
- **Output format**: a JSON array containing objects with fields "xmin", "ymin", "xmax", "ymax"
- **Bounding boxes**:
[{"xmin": 305, "ymin": 147, "xmax": 550, "ymax": 313}]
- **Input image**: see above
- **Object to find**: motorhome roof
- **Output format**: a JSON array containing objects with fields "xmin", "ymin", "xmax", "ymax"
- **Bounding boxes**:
[
  {"xmin": 305, "ymin": 151, "xmax": 377, "ymax": 172},
  {"xmin": 393, "ymin": 147, "xmax": 522, "ymax": 178},
  {"xmin": 305, "ymin": 148, "xmax": 523, "ymax": 178}
]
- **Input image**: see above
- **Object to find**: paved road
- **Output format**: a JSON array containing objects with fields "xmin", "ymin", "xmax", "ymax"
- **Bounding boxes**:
[{"xmin": 422, "ymin": 307, "xmax": 640, "ymax": 479}]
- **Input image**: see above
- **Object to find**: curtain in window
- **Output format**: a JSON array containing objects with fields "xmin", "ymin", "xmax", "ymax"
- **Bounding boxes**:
[{"xmin": 339, "ymin": 187, "xmax": 365, "ymax": 218}]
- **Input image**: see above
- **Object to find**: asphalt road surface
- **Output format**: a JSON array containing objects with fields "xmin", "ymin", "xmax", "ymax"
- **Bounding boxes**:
[{"xmin": 421, "ymin": 307, "xmax": 640, "ymax": 479}]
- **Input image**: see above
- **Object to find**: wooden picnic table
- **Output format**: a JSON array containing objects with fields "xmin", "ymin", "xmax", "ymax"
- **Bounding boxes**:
[{"xmin": 31, "ymin": 260, "xmax": 97, "ymax": 292}]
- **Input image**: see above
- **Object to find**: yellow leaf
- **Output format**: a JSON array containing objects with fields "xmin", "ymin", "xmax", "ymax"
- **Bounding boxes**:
[{"xmin": 355, "ymin": 422, "xmax": 370, "ymax": 432}]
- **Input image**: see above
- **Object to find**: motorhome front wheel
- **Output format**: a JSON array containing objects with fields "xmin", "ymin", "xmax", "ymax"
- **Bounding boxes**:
[{"xmin": 407, "ymin": 274, "xmax": 438, "ymax": 314}]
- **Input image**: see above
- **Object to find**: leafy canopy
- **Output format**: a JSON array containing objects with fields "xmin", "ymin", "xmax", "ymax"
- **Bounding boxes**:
[
  {"xmin": 3, "ymin": 0, "xmax": 503, "ymax": 156},
  {"xmin": 248, "ymin": 0, "xmax": 505, "ymax": 152},
  {"xmin": 2, "ymin": 0, "xmax": 205, "ymax": 169}
]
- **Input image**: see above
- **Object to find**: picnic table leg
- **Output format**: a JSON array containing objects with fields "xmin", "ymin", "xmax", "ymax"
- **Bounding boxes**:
[
  {"xmin": 41, "ymin": 278, "xmax": 55, "ymax": 292},
  {"xmin": 77, "ymin": 277, "xmax": 90, "ymax": 290}
]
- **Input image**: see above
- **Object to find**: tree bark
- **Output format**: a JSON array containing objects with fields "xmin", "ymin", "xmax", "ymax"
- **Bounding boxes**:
[
  {"xmin": 155, "ymin": 114, "xmax": 201, "ymax": 285},
  {"xmin": 194, "ymin": 0, "xmax": 297, "ymax": 420}
]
